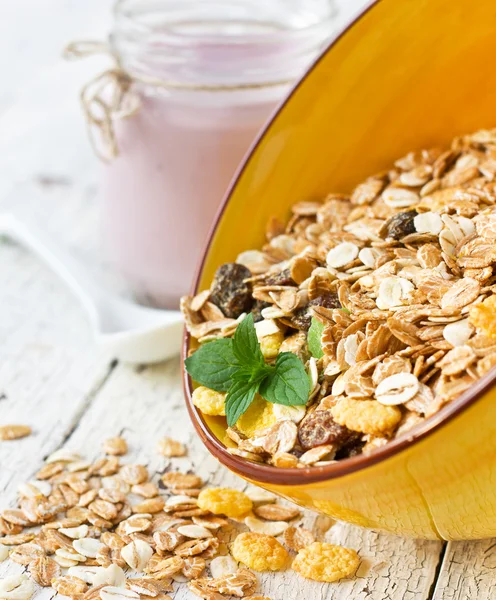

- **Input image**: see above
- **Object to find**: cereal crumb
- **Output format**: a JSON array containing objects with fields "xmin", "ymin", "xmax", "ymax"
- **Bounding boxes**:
[
  {"xmin": 331, "ymin": 398, "xmax": 401, "ymax": 436},
  {"xmin": 197, "ymin": 488, "xmax": 252, "ymax": 518},
  {"xmin": 232, "ymin": 532, "xmax": 288, "ymax": 571},
  {"xmin": 157, "ymin": 437, "xmax": 186, "ymax": 457},
  {"xmin": 192, "ymin": 386, "xmax": 226, "ymax": 416},
  {"xmin": 292, "ymin": 542, "xmax": 359, "ymax": 582}
]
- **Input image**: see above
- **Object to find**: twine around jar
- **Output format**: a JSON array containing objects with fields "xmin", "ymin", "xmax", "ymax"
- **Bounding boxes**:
[{"xmin": 64, "ymin": 40, "xmax": 295, "ymax": 162}]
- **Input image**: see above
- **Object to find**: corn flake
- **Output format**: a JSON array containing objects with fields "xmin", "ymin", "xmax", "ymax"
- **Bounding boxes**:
[
  {"xmin": 236, "ymin": 396, "xmax": 276, "ymax": 437},
  {"xmin": 231, "ymin": 532, "xmax": 288, "ymax": 572},
  {"xmin": 292, "ymin": 542, "xmax": 359, "ymax": 582},
  {"xmin": 197, "ymin": 488, "xmax": 252, "ymax": 519},
  {"xmin": 331, "ymin": 398, "xmax": 401, "ymax": 436},
  {"xmin": 469, "ymin": 295, "xmax": 496, "ymax": 339},
  {"xmin": 260, "ymin": 331, "xmax": 285, "ymax": 360},
  {"xmin": 192, "ymin": 386, "xmax": 226, "ymax": 416}
]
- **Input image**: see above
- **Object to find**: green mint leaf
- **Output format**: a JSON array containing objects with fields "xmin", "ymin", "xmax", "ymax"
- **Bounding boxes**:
[
  {"xmin": 231, "ymin": 363, "xmax": 274, "ymax": 385},
  {"xmin": 225, "ymin": 379, "xmax": 260, "ymax": 427},
  {"xmin": 259, "ymin": 352, "xmax": 310, "ymax": 407},
  {"xmin": 184, "ymin": 338, "xmax": 240, "ymax": 392},
  {"xmin": 308, "ymin": 317, "xmax": 325, "ymax": 359},
  {"xmin": 232, "ymin": 313, "xmax": 264, "ymax": 369},
  {"xmin": 341, "ymin": 307, "xmax": 351, "ymax": 315}
]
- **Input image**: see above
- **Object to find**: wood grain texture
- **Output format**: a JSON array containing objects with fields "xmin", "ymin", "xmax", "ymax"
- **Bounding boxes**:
[{"xmin": 0, "ymin": 1, "xmax": 493, "ymax": 598}]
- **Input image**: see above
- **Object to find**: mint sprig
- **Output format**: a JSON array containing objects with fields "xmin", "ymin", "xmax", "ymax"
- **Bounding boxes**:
[{"xmin": 185, "ymin": 313, "xmax": 310, "ymax": 427}]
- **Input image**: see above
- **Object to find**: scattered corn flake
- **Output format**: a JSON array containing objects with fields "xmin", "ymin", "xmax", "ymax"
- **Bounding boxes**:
[
  {"xmin": 231, "ymin": 532, "xmax": 288, "ymax": 572},
  {"xmin": 192, "ymin": 386, "xmax": 226, "ymax": 417},
  {"xmin": 331, "ymin": 398, "xmax": 401, "ymax": 436},
  {"xmin": 197, "ymin": 488, "xmax": 252, "ymax": 519},
  {"xmin": 292, "ymin": 542, "xmax": 359, "ymax": 582}
]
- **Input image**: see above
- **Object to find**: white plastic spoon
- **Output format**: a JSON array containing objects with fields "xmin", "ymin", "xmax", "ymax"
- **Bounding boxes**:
[{"xmin": 0, "ymin": 213, "xmax": 184, "ymax": 364}]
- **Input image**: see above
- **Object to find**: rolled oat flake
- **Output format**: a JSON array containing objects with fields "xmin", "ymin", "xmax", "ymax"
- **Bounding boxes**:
[{"xmin": 375, "ymin": 373, "xmax": 419, "ymax": 406}]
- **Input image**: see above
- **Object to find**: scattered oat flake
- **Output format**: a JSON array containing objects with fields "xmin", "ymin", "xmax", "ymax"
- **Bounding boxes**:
[
  {"xmin": 254, "ymin": 504, "xmax": 300, "ymax": 522},
  {"xmin": 441, "ymin": 277, "xmax": 480, "ymax": 311},
  {"xmin": 283, "ymin": 527, "xmax": 315, "ymax": 552},
  {"xmin": 0, "ymin": 425, "xmax": 32, "ymax": 441},
  {"xmin": 102, "ymin": 437, "xmax": 128, "ymax": 456},
  {"xmin": 157, "ymin": 437, "xmax": 186, "ymax": 457}
]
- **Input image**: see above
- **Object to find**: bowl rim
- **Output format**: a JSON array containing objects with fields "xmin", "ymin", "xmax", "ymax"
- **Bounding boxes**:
[{"xmin": 182, "ymin": 0, "xmax": 496, "ymax": 486}]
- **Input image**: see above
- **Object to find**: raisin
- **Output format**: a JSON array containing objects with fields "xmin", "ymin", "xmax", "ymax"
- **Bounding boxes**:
[
  {"xmin": 334, "ymin": 437, "xmax": 364, "ymax": 459},
  {"xmin": 298, "ymin": 410, "xmax": 354, "ymax": 450},
  {"xmin": 251, "ymin": 300, "xmax": 271, "ymax": 323},
  {"xmin": 209, "ymin": 263, "xmax": 254, "ymax": 318},
  {"xmin": 265, "ymin": 268, "xmax": 295, "ymax": 286},
  {"xmin": 380, "ymin": 210, "xmax": 418, "ymax": 240},
  {"xmin": 291, "ymin": 293, "xmax": 341, "ymax": 331}
]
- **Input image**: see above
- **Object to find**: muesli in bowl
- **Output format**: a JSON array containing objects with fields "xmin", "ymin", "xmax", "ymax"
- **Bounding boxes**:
[{"xmin": 182, "ymin": 128, "xmax": 496, "ymax": 470}]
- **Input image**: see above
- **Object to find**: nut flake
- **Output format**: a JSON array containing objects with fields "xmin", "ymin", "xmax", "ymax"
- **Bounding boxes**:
[
  {"xmin": 443, "ymin": 319, "xmax": 474, "ymax": 347},
  {"xmin": 292, "ymin": 542, "xmax": 359, "ymax": 582},
  {"xmin": 375, "ymin": 373, "xmax": 420, "ymax": 406},
  {"xmin": 414, "ymin": 211, "xmax": 443, "ymax": 235},
  {"xmin": 326, "ymin": 242, "xmax": 359, "ymax": 269},
  {"xmin": 244, "ymin": 516, "xmax": 289, "ymax": 537},
  {"xmin": 121, "ymin": 539, "xmax": 153, "ymax": 571},
  {"xmin": 377, "ymin": 277, "xmax": 414, "ymax": 309},
  {"xmin": 100, "ymin": 586, "xmax": 140, "ymax": 600}
]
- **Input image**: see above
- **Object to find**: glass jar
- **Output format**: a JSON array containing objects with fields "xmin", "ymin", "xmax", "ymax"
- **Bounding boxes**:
[{"xmin": 102, "ymin": 0, "xmax": 336, "ymax": 308}]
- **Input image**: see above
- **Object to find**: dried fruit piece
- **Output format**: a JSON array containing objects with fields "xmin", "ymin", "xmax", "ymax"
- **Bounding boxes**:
[
  {"xmin": 292, "ymin": 542, "xmax": 359, "ymax": 582},
  {"xmin": 197, "ymin": 488, "xmax": 252, "ymax": 519},
  {"xmin": 0, "ymin": 425, "xmax": 32, "ymax": 441},
  {"xmin": 381, "ymin": 210, "xmax": 418, "ymax": 240},
  {"xmin": 298, "ymin": 410, "xmax": 353, "ymax": 450},
  {"xmin": 209, "ymin": 263, "xmax": 253, "ymax": 318},
  {"xmin": 283, "ymin": 527, "xmax": 315, "ymax": 552},
  {"xmin": 103, "ymin": 437, "xmax": 128, "ymax": 456},
  {"xmin": 157, "ymin": 437, "xmax": 186, "ymax": 457},
  {"xmin": 331, "ymin": 398, "xmax": 402, "ymax": 436},
  {"xmin": 231, "ymin": 532, "xmax": 288, "ymax": 572}
]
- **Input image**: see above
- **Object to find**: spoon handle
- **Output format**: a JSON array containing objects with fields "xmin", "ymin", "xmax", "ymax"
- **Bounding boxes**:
[{"xmin": 0, "ymin": 213, "xmax": 99, "ymax": 322}]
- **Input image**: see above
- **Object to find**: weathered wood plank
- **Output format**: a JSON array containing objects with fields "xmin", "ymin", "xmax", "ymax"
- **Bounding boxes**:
[
  {"xmin": 432, "ymin": 540, "xmax": 496, "ymax": 600},
  {"xmin": 2, "ymin": 359, "xmax": 441, "ymax": 600}
]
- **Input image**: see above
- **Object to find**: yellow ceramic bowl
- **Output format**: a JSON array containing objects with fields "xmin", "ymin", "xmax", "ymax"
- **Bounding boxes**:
[{"xmin": 183, "ymin": 0, "xmax": 496, "ymax": 540}]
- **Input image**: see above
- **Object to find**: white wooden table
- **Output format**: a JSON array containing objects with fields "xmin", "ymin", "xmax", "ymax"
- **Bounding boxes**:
[{"xmin": 0, "ymin": 2, "xmax": 494, "ymax": 599}]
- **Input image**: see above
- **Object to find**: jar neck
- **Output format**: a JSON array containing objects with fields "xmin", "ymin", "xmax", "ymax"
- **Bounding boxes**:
[{"xmin": 111, "ymin": 0, "xmax": 336, "ymax": 90}]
